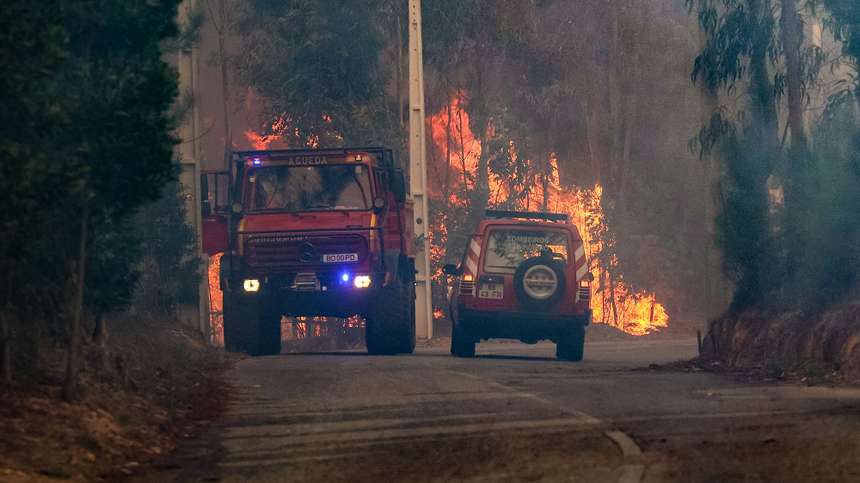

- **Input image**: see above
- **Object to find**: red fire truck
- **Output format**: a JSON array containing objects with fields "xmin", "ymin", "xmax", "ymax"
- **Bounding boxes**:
[{"xmin": 201, "ymin": 147, "xmax": 416, "ymax": 356}]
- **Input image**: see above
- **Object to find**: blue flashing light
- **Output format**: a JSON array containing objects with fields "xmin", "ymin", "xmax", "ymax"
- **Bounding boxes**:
[
  {"xmin": 252, "ymin": 157, "xmax": 262, "ymax": 166},
  {"xmin": 341, "ymin": 272, "xmax": 350, "ymax": 283}
]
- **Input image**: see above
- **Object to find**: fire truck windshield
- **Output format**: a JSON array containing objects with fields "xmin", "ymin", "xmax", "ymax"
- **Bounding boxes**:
[{"xmin": 249, "ymin": 164, "xmax": 371, "ymax": 212}]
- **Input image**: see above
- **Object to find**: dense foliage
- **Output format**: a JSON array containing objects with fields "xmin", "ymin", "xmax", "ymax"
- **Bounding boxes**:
[
  {"xmin": 689, "ymin": 0, "xmax": 860, "ymax": 312},
  {"xmin": 233, "ymin": 0, "xmax": 402, "ymax": 148},
  {"xmin": 0, "ymin": 0, "xmax": 189, "ymax": 396}
]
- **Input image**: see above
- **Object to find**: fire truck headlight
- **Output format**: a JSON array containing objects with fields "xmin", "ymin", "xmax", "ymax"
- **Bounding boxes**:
[
  {"xmin": 243, "ymin": 279, "xmax": 261, "ymax": 292},
  {"xmin": 353, "ymin": 275, "xmax": 372, "ymax": 289},
  {"xmin": 579, "ymin": 280, "xmax": 590, "ymax": 289}
]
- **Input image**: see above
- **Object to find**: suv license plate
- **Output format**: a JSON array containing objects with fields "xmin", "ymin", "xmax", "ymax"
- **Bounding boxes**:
[
  {"xmin": 478, "ymin": 283, "xmax": 504, "ymax": 299},
  {"xmin": 322, "ymin": 253, "xmax": 359, "ymax": 263}
]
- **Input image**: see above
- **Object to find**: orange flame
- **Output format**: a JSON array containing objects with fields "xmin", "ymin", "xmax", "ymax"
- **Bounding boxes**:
[
  {"xmin": 244, "ymin": 129, "xmax": 271, "ymax": 150},
  {"xmin": 208, "ymin": 253, "xmax": 224, "ymax": 346}
]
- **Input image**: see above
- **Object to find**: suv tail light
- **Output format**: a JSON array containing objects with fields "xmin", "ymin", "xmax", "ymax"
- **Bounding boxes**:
[
  {"xmin": 577, "ymin": 280, "xmax": 591, "ymax": 303},
  {"xmin": 460, "ymin": 277, "xmax": 476, "ymax": 296}
]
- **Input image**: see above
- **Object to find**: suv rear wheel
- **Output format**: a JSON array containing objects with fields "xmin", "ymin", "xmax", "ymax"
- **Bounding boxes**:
[
  {"xmin": 556, "ymin": 323, "xmax": 585, "ymax": 361},
  {"xmin": 223, "ymin": 293, "xmax": 282, "ymax": 356}
]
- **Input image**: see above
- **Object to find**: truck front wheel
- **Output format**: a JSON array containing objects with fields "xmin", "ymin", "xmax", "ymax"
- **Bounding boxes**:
[
  {"xmin": 365, "ymin": 280, "xmax": 416, "ymax": 355},
  {"xmin": 450, "ymin": 319, "xmax": 476, "ymax": 358},
  {"xmin": 223, "ymin": 293, "xmax": 281, "ymax": 356}
]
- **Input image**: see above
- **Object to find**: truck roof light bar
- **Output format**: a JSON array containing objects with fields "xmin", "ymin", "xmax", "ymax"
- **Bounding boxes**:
[
  {"xmin": 484, "ymin": 210, "xmax": 570, "ymax": 222},
  {"xmin": 233, "ymin": 146, "xmax": 390, "ymax": 159}
]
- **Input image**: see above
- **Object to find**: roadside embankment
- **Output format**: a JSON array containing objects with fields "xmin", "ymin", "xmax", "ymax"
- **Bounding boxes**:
[
  {"xmin": 0, "ymin": 316, "xmax": 231, "ymax": 482},
  {"xmin": 702, "ymin": 304, "xmax": 860, "ymax": 383}
]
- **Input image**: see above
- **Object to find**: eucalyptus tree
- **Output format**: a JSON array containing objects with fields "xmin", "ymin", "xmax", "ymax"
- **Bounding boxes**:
[
  {"xmin": 819, "ymin": 0, "xmax": 860, "ymax": 165},
  {"xmin": 233, "ymin": 0, "xmax": 401, "ymax": 148},
  {"xmin": 688, "ymin": 0, "xmax": 785, "ymax": 310}
]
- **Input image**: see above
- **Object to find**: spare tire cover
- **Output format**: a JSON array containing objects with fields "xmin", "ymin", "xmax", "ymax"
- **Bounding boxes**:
[{"xmin": 514, "ymin": 256, "xmax": 566, "ymax": 311}]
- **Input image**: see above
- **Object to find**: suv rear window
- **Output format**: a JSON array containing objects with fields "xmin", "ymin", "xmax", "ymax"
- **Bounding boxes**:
[{"xmin": 484, "ymin": 229, "xmax": 570, "ymax": 274}]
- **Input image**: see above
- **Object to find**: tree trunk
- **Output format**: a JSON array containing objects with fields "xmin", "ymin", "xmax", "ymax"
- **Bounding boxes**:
[
  {"xmin": 649, "ymin": 297, "xmax": 656, "ymax": 323},
  {"xmin": 443, "ymin": 84, "xmax": 452, "ymax": 205},
  {"xmin": 0, "ymin": 262, "xmax": 11, "ymax": 388},
  {"xmin": 749, "ymin": 1, "xmax": 780, "ymax": 154},
  {"xmin": 738, "ymin": 0, "xmax": 779, "ymax": 307},
  {"xmin": 617, "ymin": 101, "xmax": 636, "ymax": 207},
  {"xmin": 457, "ymin": 106, "xmax": 471, "ymax": 206},
  {"xmin": 780, "ymin": 0, "xmax": 808, "ymax": 154},
  {"xmin": 780, "ymin": 0, "xmax": 811, "ymax": 295},
  {"xmin": 0, "ymin": 310, "xmax": 11, "ymax": 389},
  {"xmin": 599, "ymin": 267, "xmax": 609, "ymax": 324},
  {"xmin": 92, "ymin": 312, "xmax": 107, "ymax": 348},
  {"xmin": 608, "ymin": 270, "xmax": 620, "ymax": 327},
  {"xmin": 63, "ymin": 202, "xmax": 89, "ymax": 402},
  {"xmin": 91, "ymin": 311, "xmax": 109, "ymax": 372}
]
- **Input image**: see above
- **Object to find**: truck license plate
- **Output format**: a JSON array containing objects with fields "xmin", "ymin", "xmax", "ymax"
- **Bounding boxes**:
[
  {"xmin": 322, "ymin": 253, "xmax": 359, "ymax": 263},
  {"xmin": 478, "ymin": 283, "xmax": 504, "ymax": 299}
]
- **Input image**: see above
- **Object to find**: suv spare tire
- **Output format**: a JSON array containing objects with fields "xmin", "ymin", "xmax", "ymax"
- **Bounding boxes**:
[{"xmin": 513, "ymin": 256, "xmax": 566, "ymax": 311}]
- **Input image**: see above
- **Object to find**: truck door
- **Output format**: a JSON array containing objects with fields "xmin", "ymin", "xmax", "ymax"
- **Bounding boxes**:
[{"xmin": 201, "ymin": 171, "xmax": 230, "ymax": 256}]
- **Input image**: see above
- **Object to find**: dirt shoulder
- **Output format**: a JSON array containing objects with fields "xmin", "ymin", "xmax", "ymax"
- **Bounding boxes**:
[
  {"xmin": 0, "ymin": 316, "xmax": 232, "ymax": 482},
  {"xmin": 699, "ymin": 303, "xmax": 860, "ymax": 385}
]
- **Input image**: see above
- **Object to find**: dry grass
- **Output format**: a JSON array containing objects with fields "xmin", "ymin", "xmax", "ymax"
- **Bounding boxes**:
[
  {"xmin": 703, "ymin": 303, "xmax": 860, "ymax": 384},
  {"xmin": 0, "ymin": 315, "xmax": 231, "ymax": 482}
]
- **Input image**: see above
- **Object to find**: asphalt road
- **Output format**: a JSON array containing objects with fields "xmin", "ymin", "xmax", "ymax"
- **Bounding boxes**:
[{"xmin": 136, "ymin": 338, "xmax": 860, "ymax": 483}]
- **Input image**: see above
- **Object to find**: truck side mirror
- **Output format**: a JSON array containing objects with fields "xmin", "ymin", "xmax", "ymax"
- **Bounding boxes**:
[
  {"xmin": 442, "ymin": 264, "xmax": 462, "ymax": 276},
  {"xmin": 392, "ymin": 168, "xmax": 407, "ymax": 203},
  {"xmin": 201, "ymin": 199, "xmax": 212, "ymax": 218}
]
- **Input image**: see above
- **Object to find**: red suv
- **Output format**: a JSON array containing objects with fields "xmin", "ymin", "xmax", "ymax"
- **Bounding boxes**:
[{"xmin": 443, "ymin": 210, "xmax": 593, "ymax": 361}]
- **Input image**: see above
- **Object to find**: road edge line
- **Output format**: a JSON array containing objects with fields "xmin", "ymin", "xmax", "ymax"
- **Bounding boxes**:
[
  {"xmin": 447, "ymin": 370, "xmax": 646, "ymax": 483},
  {"xmin": 605, "ymin": 430, "xmax": 645, "ymax": 483}
]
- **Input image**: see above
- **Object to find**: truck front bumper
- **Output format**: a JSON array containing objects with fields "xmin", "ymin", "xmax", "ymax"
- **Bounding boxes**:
[{"xmin": 225, "ymin": 270, "xmax": 385, "ymax": 318}]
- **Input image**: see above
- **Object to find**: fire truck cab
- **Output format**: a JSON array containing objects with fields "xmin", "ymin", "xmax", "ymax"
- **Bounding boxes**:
[
  {"xmin": 444, "ymin": 210, "xmax": 593, "ymax": 361},
  {"xmin": 201, "ymin": 147, "xmax": 416, "ymax": 356}
]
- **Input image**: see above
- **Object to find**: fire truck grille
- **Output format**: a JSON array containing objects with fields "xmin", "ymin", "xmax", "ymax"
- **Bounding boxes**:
[{"xmin": 244, "ymin": 233, "xmax": 369, "ymax": 270}]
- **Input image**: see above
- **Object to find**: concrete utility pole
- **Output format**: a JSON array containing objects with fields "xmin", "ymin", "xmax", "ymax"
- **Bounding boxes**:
[
  {"xmin": 408, "ymin": 0, "xmax": 433, "ymax": 340},
  {"xmin": 176, "ymin": 0, "xmax": 210, "ymax": 340}
]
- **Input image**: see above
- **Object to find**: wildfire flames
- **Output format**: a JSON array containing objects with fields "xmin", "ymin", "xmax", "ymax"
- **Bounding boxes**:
[
  {"xmin": 428, "ymin": 92, "xmax": 668, "ymax": 336},
  {"xmin": 207, "ymin": 94, "xmax": 668, "ymax": 339},
  {"xmin": 207, "ymin": 253, "xmax": 224, "ymax": 346},
  {"xmin": 245, "ymin": 129, "xmax": 271, "ymax": 150}
]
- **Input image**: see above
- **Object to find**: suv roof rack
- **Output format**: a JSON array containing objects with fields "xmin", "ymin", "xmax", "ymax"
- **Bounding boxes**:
[{"xmin": 484, "ymin": 210, "xmax": 569, "ymax": 222}]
